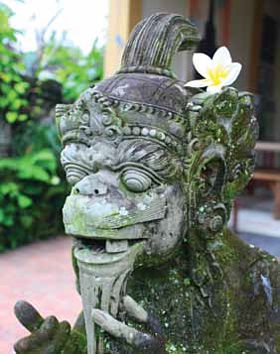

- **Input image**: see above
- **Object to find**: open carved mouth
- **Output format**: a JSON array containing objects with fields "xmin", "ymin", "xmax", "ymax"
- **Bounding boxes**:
[
  {"xmin": 74, "ymin": 235, "xmax": 145, "ymax": 254},
  {"xmin": 65, "ymin": 222, "xmax": 146, "ymax": 240}
]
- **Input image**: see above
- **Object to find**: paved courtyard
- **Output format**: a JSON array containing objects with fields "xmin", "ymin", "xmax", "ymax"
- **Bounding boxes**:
[{"xmin": 0, "ymin": 236, "xmax": 81, "ymax": 353}]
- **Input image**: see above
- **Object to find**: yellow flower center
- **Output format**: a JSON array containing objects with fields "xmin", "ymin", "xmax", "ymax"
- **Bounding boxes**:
[{"xmin": 207, "ymin": 64, "xmax": 229, "ymax": 85}]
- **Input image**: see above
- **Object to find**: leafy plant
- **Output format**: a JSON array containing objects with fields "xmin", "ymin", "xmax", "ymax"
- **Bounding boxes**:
[
  {"xmin": 0, "ymin": 2, "xmax": 104, "ymax": 251},
  {"xmin": 37, "ymin": 35, "xmax": 104, "ymax": 101},
  {"xmin": 0, "ymin": 149, "xmax": 67, "ymax": 250},
  {"xmin": 0, "ymin": 3, "xmax": 29, "ymax": 123}
]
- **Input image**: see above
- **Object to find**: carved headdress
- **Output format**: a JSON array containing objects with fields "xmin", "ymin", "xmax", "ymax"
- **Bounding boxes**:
[
  {"xmin": 56, "ymin": 14, "xmax": 200, "ymax": 154},
  {"xmin": 56, "ymin": 13, "xmax": 258, "ymax": 232}
]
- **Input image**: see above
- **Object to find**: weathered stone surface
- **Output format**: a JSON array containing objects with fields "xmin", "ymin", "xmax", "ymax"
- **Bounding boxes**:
[{"xmin": 14, "ymin": 13, "xmax": 280, "ymax": 354}]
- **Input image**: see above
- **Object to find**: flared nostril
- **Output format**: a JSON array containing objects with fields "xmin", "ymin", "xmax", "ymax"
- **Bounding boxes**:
[{"xmin": 72, "ymin": 175, "xmax": 108, "ymax": 196}]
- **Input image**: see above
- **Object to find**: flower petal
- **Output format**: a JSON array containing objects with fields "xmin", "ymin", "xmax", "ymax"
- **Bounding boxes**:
[
  {"xmin": 213, "ymin": 46, "xmax": 232, "ymax": 66},
  {"xmin": 184, "ymin": 79, "xmax": 209, "ymax": 88},
  {"xmin": 192, "ymin": 53, "xmax": 213, "ymax": 78},
  {"xmin": 222, "ymin": 63, "xmax": 242, "ymax": 85},
  {"xmin": 206, "ymin": 84, "xmax": 223, "ymax": 94}
]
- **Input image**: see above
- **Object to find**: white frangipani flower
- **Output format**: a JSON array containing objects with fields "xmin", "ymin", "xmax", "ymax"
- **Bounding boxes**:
[{"xmin": 185, "ymin": 46, "xmax": 242, "ymax": 93}]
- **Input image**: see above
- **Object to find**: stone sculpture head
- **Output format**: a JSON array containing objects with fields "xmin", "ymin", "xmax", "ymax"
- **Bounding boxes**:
[{"xmin": 56, "ymin": 13, "xmax": 257, "ymax": 268}]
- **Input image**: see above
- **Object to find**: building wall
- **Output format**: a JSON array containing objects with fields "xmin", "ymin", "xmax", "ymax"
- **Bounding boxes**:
[
  {"xmin": 104, "ymin": 0, "xmax": 142, "ymax": 77},
  {"xmin": 141, "ymin": 0, "xmax": 191, "ymax": 81},
  {"xmin": 104, "ymin": 0, "xmax": 279, "ymax": 120},
  {"xmin": 104, "ymin": 0, "xmax": 193, "ymax": 80},
  {"xmin": 141, "ymin": 0, "xmax": 257, "ymax": 89},
  {"xmin": 266, "ymin": 0, "xmax": 280, "ymax": 143},
  {"xmin": 229, "ymin": 0, "xmax": 255, "ymax": 91}
]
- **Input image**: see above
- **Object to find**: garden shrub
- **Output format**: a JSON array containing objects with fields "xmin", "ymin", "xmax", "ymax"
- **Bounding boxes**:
[
  {"xmin": 37, "ymin": 36, "xmax": 104, "ymax": 102},
  {"xmin": 0, "ymin": 2, "xmax": 104, "ymax": 251},
  {"xmin": 0, "ymin": 149, "xmax": 67, "ymax": 250},
  {"xmin": 0, "ymin": 3, "xmax": 29, "ymax": 123}
]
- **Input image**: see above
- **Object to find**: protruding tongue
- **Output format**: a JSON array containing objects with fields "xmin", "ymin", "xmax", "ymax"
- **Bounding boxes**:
[{"xmin": 74, "ymin": 241, "xmax": 143, "ymax": 354}]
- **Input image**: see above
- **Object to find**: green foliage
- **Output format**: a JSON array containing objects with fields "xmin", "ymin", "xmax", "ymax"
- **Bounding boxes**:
[
  {"xmin": 29, "ymin": 32, "xmax": 104, "ymax": 102},
  {"xmin": 0, "ymin": 2, "xmax": 104, "ymax": 250},
  {"xmin": 0, "ymin": 3, "xmax": 29, "ymax": 123},
  {"xmin": 13, "ymin": 119, "xmax": 62, "ymax": 156},
  {"xmin": 0, "ymin": 149, "xmax": 67, "ymax": 250},
  {"xmin": 0, "ymin": 113, "xmax": 70, "ymax": 251}
]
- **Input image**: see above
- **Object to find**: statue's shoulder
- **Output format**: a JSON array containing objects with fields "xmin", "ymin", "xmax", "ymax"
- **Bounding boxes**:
[{"xmin": 224, "ymin": 229, "xmax": 280, "ymax": 344}]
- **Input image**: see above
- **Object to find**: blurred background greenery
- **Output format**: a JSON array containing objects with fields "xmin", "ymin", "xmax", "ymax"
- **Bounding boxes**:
[{"xmin": 0, "ymin": 2, "xmax": 104, "ymax": 251}]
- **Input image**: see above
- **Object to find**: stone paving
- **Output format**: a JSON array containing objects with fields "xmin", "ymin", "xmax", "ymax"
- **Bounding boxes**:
[{"xmin": 0, "ymin": 236, "xmax": 81, "ymax": 354}]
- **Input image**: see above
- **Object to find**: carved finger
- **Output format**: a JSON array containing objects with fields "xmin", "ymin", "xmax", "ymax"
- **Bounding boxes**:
[
  {"xmin": 41, "ymin": 321, "xmax": 71, "ymax": 352},
  {"xmin": 123, "ymin": 295, "xmax": 163, "ymax": 336},
  {"xmin": 123, "ymin": 295, "xmax": 148, "ymax": 323},
  {"xmin": 92, "ymin": 309, "xmax": 165, "ymax": 352},
  {"xmin": 14, "ymin": 300, "xmax": 44, "ymax": 332},
  {"xmin": 14, "ymin": 316, "xmax": 59, "ymax": 353}
]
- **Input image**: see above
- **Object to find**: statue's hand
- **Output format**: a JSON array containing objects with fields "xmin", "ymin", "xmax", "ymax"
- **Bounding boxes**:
[
  {"xmin": 93, "ymin": 295, "xmax": 166, "ymax": 353},
  {"xmin": 14, "ymin": 300, "xmax": 86, "ymax": 354}
]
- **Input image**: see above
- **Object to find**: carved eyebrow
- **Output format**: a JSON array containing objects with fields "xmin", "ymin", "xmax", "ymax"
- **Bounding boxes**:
[
  {"xmin": 112, "ymin": 162, "xmax": 164, "ymax": 184},
  {"xmin": 116, "ymin": 139, "xmax": 182, "ymax": 180}
]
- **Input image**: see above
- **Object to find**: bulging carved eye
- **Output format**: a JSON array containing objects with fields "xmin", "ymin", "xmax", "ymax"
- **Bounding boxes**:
[
  {"xmin": 122, "ymin": 170, "xmax": 152, "ymax": 193},
  {"xmin": 61, "ymin": 144, "xmax": 92, "ymax": 186},
  {"xmin": 66, "ymin": 167, "xmax": 87, "ymax": 186}
]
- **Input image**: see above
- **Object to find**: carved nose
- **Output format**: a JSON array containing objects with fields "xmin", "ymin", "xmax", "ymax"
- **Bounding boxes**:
[{"xmin": 73, "ymin": 175, "xmax": 108, "ymax": 196}]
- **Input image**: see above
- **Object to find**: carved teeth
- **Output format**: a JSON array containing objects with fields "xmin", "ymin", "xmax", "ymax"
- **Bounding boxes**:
[{"xmin": 106, "ymin": 240, "xmax": 128, "ymax": 253}]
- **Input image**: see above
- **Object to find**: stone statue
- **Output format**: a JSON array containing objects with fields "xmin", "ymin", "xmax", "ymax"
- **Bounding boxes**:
[{"xmin": 14, "ymin": 13, "xmax": 280, "ymax": 354}]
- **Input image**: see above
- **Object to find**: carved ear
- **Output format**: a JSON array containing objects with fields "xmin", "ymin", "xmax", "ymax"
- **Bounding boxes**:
[
  {"xmin": 224, "ymin": 92, "xmax": 258, "ymax": 199},
  {"xmin": 199, "ymin": 147, "xmax": 226, "ymax": 196},
  {"xmin": 186, "ymin": 87, "xmax": 258, "ymax": 233},
  {"xmin": 191, "ymin": 87, "xmax": 257, "ymax": 199}
]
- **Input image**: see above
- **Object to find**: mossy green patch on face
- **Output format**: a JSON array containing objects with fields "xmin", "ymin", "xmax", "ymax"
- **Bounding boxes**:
[{"xmin": 166, "ymin": 341, "xmax": 187, "ymax": 353}]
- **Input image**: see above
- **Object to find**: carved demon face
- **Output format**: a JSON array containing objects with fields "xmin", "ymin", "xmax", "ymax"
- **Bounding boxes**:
[
  {"xmin": 61, "ymin": 131, "xmax": 187, "ymax": 266},
  {"xmin": 57, "ymin": 78, "xmax": 257, "ymax": 270}
]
